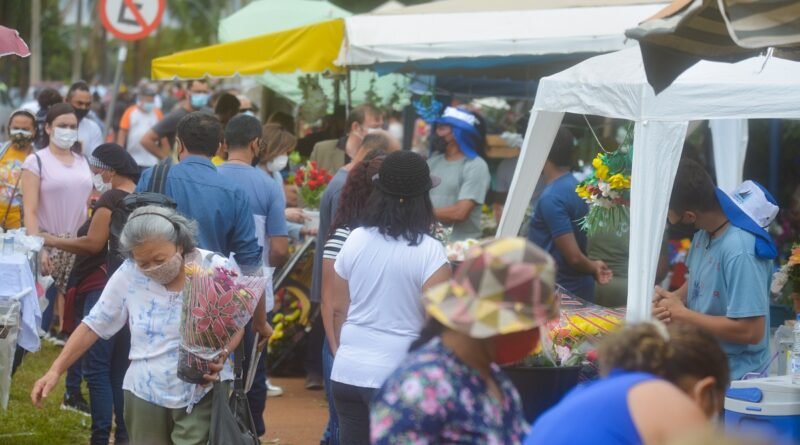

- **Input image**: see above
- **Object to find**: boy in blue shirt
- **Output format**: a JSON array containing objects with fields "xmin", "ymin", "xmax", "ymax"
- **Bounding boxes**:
[
  {"xmin": 654, "ymin": 159, "xmax": 778, "ymax": 379},
  {"xmin": 527, "ymin": 127, "xmax": 612, "ymax": 301}
]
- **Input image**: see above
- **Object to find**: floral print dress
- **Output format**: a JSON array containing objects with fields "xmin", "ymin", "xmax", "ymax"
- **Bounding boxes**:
[{"xmin": 370, "ymin": 339, "xmax": 529, "ymax": 445}]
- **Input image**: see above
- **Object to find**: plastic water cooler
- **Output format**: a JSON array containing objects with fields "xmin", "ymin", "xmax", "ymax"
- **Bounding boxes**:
[{"xmin": 725, "ymin": 375, "xmax": 800, "ymax": 442}]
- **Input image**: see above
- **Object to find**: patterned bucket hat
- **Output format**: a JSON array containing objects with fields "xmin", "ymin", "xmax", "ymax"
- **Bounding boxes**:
[{"xmin": 424, "ymin": 237, "xmax": 559, "ymax": 339}]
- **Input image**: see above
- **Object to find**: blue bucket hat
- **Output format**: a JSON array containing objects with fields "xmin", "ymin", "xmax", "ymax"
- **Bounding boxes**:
[
  {"xmin": 715, "ymin": 180, "xmax": 779, "ymax": 259},
  {"xmin": 435, "ymin": 107, "xmax": 482, "ymax": 160}
]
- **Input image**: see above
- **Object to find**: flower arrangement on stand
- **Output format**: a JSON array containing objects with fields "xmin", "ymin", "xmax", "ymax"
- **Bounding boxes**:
[
  {"xmin": 772, "ymin": 244, "xmax": 800, "ymax": 312},
  {"xmin": 412, "ymin": 94, "xmax": 444, "ymax": 124},
  {"xmin": 178, "ymin": 262, "xmax": 268, "ymax": 384},
  {"xmin": 506, "ymin": 287, "xmax": 624, "ymax": 422},
  {"xmin": 521, "ymin": 288, "xmax": 624, "ymax": 369},
  {"xmin": 294, "ymin": 161, "xmax": 332, "ymax": 230},
  {"xmin": 575, "ymin": 142, "xmax": 633, "ymax": 236}
]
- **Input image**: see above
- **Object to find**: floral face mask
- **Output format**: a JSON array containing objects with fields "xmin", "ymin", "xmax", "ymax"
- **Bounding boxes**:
[{"xmin": 139, "ymin": 252, "xmax": 184, "ymax": 285}]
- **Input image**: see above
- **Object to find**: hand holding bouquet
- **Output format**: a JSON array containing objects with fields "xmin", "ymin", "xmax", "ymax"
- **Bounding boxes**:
[{"xmin": 178, "ymin": 261, "xmax": 268, "ymax": 384}]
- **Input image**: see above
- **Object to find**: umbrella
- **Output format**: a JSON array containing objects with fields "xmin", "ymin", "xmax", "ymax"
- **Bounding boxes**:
[
  {"xmin": 0, "ymin": 26, "xmax": 30, "ymax": 58},
  {"xmin": 626, "ymin": 0, "xmax": 800, "ymax": 93}
]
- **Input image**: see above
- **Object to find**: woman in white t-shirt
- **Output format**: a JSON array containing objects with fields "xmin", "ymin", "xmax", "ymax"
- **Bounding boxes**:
[{"xmin": 331, "ymin": 151, "xmax": 451, "ymax": 445}]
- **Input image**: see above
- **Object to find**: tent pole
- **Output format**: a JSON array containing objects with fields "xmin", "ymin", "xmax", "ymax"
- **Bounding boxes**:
[
  {"xmin": 625, "ymin": 120, "xmax": 688, "ymax": 322},
  {"xmin": 497, "ymin": 110, "xmax": 564, "ymax": 237},
  {"xmin": 768, "ymin": 119, "xmax": 781, "ymax": 196},
  {"xmin": 345, "ymin": 68, "xmax": 352, "ymax": 117}
]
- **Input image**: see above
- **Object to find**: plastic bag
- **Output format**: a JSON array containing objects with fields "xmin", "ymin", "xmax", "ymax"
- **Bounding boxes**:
[
  {"xmin": 0, "ymin": 300, "xmax": 20, "ymax": 410},
  {"xmin": 178, "ymin": 253, "xmax": 268, "ymax": 384}
]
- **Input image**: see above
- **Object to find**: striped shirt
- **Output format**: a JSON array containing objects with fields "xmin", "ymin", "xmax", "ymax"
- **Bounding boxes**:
[{"xmin": 323, "ymin": 227, "xmax": 351, "ymax": 260}]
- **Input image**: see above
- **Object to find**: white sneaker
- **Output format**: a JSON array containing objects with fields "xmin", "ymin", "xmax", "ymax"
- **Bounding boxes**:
[
  {"xmin": 266, "ymin": 379, "xmax": 283, "ymax": 397},
  {"xmin": 43, "ymin": 333, "xmax": 65, "ymax": 346}
]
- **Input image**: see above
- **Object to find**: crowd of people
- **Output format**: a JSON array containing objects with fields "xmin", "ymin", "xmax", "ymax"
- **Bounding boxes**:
[{"xmin": 0, "ymin": 77, "xmax": 792, "ymax": 445}]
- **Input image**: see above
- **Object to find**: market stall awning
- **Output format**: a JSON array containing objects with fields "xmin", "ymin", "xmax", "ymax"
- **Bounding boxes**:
[
  {"xmin": 626, "ymin": 0, "xmax": 800, "ymax": 92},
  {"xmin": 151, "ymin": 19, "xmax": 345, "ymax": 80},
  {"xmin": 337, "ymin": 0, "xmax": 667, "ymax": 74}
]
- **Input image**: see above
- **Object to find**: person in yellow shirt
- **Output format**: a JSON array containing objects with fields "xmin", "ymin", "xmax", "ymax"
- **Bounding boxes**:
[{"xmin": 0, "ymin": 110, "xmax": 37, "ymax": 230}]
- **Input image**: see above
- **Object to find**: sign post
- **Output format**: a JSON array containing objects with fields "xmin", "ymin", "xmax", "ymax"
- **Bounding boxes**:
[{"xmin": 98, "ymin": 0, "xmax": 165, "ymax": 139}]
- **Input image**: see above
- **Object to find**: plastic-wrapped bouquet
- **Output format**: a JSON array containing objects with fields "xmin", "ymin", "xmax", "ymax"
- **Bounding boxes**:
[
  {"xmin": 293, "ymin": 161, "xmax": 332, "ymax": 210},
  {"xmin": 178, "ymin": 261, "xmax": 268, "ymax": 384}
]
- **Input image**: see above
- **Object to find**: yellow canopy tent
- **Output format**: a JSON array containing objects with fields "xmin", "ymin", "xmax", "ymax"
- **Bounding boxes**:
[{"xmin": 150, "ymin": 19, "xmax": 345, "ymax": 79}]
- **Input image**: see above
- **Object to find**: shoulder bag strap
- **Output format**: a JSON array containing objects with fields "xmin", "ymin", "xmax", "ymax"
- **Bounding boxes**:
[
  {"xmin": 148, "ymin": 157, "xmax": 172, "ymax": 194},
  {"xmin": 233, "ymin": 341, "xmax": 245, "ymax": 391},
  {"xmin": 0, "ymin": 142, "xmax": 10, "ymax": 160}
]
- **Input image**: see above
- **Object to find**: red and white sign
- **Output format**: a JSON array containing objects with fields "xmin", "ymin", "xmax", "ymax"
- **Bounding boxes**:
[{"xmin": 99, "ymin": 0, "xmax": 165, "ymax": 41}]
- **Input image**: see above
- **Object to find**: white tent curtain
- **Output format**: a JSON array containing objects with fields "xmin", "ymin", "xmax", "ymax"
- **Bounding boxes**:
[
  {"xmin": 497, "ymin": 111, "xmax": 565, "ymax": 238},
  {"xmin": 626, "ymin": 121, "xmax": 688, "ymax": 321},
  {"xmin": 710, "ymin": 119, "xmax": 749, "ymax": 192}
]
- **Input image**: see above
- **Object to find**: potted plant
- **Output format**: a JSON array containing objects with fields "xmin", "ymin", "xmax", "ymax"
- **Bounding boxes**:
[{"xmin": 293, "ymin": 161, "xmax": 332, "ymax": 230}]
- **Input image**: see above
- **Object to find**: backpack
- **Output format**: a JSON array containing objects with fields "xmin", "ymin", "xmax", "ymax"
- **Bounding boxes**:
[{"xmin": 107, "ymin": 158, "xmax": 177, "ymax": 273}]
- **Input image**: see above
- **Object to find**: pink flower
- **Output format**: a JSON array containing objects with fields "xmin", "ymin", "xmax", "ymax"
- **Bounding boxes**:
[{"xmin": 191, "ymin": 288, "xmax": 239, "ymax": 338}]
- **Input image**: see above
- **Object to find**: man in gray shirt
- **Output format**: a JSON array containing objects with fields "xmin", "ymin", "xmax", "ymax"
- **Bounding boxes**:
[{"xmin": 428, "ymin": 107, "xmax": 491, "ymax": 241}]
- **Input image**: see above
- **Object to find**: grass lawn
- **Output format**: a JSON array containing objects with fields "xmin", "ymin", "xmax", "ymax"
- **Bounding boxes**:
[{"xmin": 0, "ymin": 342, "xmax": 90, "ymax": 445}]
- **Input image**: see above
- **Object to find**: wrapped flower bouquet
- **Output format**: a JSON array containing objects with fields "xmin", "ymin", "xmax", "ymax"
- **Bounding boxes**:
[{"xmin": 178, "ymin": 262, "xmax": 268, "ymax": 384}]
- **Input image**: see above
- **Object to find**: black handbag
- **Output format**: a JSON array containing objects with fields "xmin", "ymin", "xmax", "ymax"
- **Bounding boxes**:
[{"xmin": 208, "ymin": 343, "xmax": 260, "ymax": 445}]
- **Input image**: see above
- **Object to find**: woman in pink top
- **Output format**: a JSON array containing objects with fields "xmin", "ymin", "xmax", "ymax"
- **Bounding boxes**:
[{"xmin": 21, "ymin": 103, "xmax": 93, "ymax": 337}]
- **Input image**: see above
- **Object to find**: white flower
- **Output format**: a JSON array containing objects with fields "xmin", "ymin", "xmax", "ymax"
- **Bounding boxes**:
[
  {"xmin": 555, "ymin": 345, "xmax": 573, "ymax": 365},
  {"xmin": 598, "ymin": 181, "xmax": 612, "ymax": 197},
  {"xmin": 771, "ymin": 266, "xmax": 789, "ymax": 295}
]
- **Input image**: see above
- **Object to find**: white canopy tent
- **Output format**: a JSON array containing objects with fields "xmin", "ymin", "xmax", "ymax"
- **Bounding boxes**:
[
  {"xmin": 497, "ymin": 47, "xmax": 800, "ymax": 321},
  {"xmin": 337, "ymin": 0, "xmax": 667, "ymax": 69}
]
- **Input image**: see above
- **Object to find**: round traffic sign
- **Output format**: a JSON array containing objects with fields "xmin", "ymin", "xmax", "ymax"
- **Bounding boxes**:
[{"xmin": 99, "ymin": 0, "xmax": 165, "ymax": 41}]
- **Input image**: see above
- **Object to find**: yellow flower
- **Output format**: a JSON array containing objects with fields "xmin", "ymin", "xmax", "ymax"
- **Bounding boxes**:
[
  {"xmin": 592, "ymin": 155, "xmax": 604, "ymax": 170},
  {"xmin": 608, "ymin": 174, "xmax": 631, "ymax": 189},
  {"xmin": 680, "ymin": 239, "xmax": 692, "ymax": 251},
  {"xmin": 596, "ymin": 165, "xmax": 609, "ymax": 181},
  {"xmin": 790, "ymin": 246, "xmax": 800, "ymax": 265},
  {"xmin": 575, "ymin": 185, "xmax": 590, "ymax": 199}
]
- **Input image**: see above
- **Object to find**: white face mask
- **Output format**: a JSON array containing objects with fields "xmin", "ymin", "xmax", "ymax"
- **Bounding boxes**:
[
  {"xmin": 267, "ymin": 154, "xmax": 289, "ymax": 172},
  {"xmin": 92, "ymin": 173, "xmax": 111, "ymax": 193},
  {"xmin": 52, "ymin": 127, "xmax": 78, "ymax": 150}
]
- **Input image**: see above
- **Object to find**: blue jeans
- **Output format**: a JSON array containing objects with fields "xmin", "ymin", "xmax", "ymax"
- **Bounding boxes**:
[
  {"xmin": 243, "ymin": 320, "xmax": 268, "ymax": 438},
  {"xmin": 40, "ymin": 284, "xmax": 57, "ymax": 332},
  {"xmin": 82, "ymin": 289, "xmax": 130, "ymax": 445},
  {"xmin": 331, "ymin": 381, "xmax": 375, "ymax": 445},
  {"xmin": 321, "ymin": 340, "xmax": 339, "ymax": 445}
]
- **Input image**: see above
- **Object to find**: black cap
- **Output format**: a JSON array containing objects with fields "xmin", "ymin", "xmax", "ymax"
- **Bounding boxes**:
[
  {"xmin": 90, "ymin": 143, "xmax": 141, "ymax": 179},
  {"xmin": 374, "ymin": 151, "xmax": 439, "ymax": 198}
]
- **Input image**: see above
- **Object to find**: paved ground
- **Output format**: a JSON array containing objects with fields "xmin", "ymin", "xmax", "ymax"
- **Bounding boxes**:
[{"xmin": 262, "ymin": 377, "xmax": 329, "ymax": 445}]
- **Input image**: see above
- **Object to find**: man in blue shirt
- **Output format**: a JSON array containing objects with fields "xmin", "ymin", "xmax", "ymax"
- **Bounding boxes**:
[
  {"xmin": 217, "ymin": 114, "xmax": 289, "ymax": 270},
  {"xmin": 137, "ymin": 112, "xmax": 262, "ymax": 271},
  {"xmin": 527, "ymin": 127, "xmax": 612, "ymax": 301},
  {"xmin": 216, "ymin": 114, "xmax": 290, "ymax": 439},
  {"xmin": 654, "ymin": 160, "xmax": 777, "ymax": 380}
]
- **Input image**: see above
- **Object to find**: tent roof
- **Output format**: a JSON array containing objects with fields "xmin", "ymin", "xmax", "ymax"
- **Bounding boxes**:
[
  {"xmin": 151, "ymin": 19, "xmax": 345, "ymax": 79},
  {"xmin": 373, "ymin": 0, "xmax": 665, "ymax": 14},
  {"xmin": 533, "ymin": 47, "xmax": 800, "ymax": 121},
  {"xmin": 338, "ymin": 1, "xmax": 666, "ymax": 69}
]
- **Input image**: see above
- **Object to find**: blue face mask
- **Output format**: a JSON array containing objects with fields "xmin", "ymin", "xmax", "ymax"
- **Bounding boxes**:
[
  {"xmin": 140, "ymin": 102, "xmax": 155, "ymax": 113},
  {"xmin": 190, "ymin": 93, "xmax": 209, "ymax": 109}
]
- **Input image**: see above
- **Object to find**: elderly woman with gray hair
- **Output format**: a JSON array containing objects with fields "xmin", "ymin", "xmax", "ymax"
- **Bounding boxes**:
[{"xmin": 32, "ymin": 206, "xmax": 245, "ymax": 445}]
